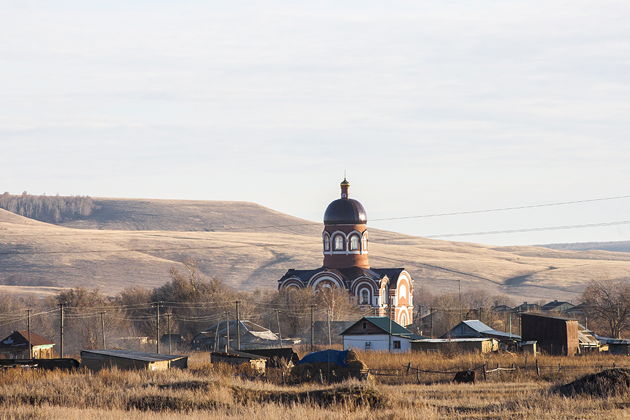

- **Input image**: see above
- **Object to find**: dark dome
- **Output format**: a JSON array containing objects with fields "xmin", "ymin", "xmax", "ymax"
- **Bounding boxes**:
[{"xmin": 324, "ymin": 198, "xmax": 367, "ymax": 225}]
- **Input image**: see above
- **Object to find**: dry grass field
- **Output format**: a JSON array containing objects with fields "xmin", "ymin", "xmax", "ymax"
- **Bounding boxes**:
[
  {"xmin": 0, "ymin": 352, "xmax": 628, "ymax": 419},
  {"xmin": 2, "ymin": 198, "xmax": 630, "ymax": 302}
]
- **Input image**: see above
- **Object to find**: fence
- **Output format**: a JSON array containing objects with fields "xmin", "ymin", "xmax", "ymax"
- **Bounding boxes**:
[{"xmin": 367, "ymin": 361, "xmax": 630, "ymax": 384}]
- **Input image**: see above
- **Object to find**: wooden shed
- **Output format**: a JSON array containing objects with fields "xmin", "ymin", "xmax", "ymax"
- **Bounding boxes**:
[
  {"xmin": 80, "ymin": 350, "xmax": 188, "ymax": 371},
  {"xmin": 521, "ymin": 313, "xmax": 579, "ymax": 356},
  {"xmin": 0, "ymin": 331, "xmax": 55, "ymax": 359},
  {"xmin": 210, "ymin": 351, "xmax": 267, "ymax": 374},
  {"xmin": 411, "ymin": 338, "xmax": 498, "ymax": 354}
]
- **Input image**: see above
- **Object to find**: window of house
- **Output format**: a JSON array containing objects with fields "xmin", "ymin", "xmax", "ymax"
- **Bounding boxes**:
[
  {"xmin": 333, "ymin": 235, "xmax": 344, "ymax": 251},
  {"xmin": 323, "ymin": 236, "xmax": 330, "ymax": 251},
  {"xmin": 362, "ymin": 321, "xmax": 367, "ymax": 329},
  {"xmin": 393, "ymin": 340, "xmax": 401, "ymax": 349},
  {"xmin": 360, "ymin": 289, "xmax": 370, "ymax": 305},
  {"xmin": 365, "ymin": 341, "xmax": 372, "ymax": 350},
  {"xmin": 349, "ymin": 235, "xmax": 360, "ymax": 251}
]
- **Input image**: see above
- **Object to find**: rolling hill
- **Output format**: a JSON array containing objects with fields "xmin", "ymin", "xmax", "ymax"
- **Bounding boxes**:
[{"xmin": 2, "ymin": 198, "xmax": 630, "ymax": 302}]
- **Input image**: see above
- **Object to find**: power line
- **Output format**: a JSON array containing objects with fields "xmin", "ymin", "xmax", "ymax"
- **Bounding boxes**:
[
  {"xmin": 371, "ymin": 193, "xmax": 630, "ymax": 222},
  {"xmin": 2, "ymin": 192, "xmax": 629, "ymax": 237},
  {"xmin": 424, "ymin": 219, "xmax": 630, "ymax": 239}
]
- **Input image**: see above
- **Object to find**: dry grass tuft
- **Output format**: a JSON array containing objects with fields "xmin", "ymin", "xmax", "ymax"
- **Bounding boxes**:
[{"xmin": 553, "ymin": 368, "xmax": 630, "ymax": 398}]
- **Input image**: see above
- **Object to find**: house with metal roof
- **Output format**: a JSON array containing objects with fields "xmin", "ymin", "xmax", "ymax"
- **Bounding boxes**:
[
  {"xmin": 541, "ymin": 300, "xmax": 575, "ymax": 313},
  {"xmin": 441, "ymin": 320, "xmax": 520, "ymax": 342},
  {"xmin": 191, "ymin": 319, "xmax": 300, "ymax": 351},
  {"xmin": 80, "ymin": 349, "xmax": 188, "ymax": 371},
  {"xmin": 340, "ymin": 316, "xmax": 425, "ymax": 353},
  {"xmin": 0, "ymin": 331, "xmax": 55, "ymax": 359}
]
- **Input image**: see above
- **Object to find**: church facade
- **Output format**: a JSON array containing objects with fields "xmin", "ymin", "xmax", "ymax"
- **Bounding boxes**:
[{"xmin": 277, "ymin": 179, "xmax": 414, "ymax": 326}]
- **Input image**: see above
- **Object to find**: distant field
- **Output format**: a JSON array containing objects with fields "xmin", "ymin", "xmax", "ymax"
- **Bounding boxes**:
[{"xmin": 2, "ymin": 198, "xmax": 630, "ymax": 301}]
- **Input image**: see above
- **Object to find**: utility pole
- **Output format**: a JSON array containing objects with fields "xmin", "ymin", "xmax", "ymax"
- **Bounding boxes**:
[
  {"xmin": 58, "ymin": 304, "xmax": 64, "ymax": 358},
  {"xmin": 430, "ymin": 307, "xmax": 434, "ymax": 338},
  {"xmin": 388, "ymin": 307, "xmax": 392, "ymax": 353},
  {"xmin": 458, "ymin": 280, "xmax": 462, "ymax": 321},
  {"xmin": 276, "ymin": 309, "xmax": 283, "ymax": 347},
  {"xmin": 225, "ymin": 311, "xmax": 230, "ymax": 352},
  {"xmin": 235, "ymin": 301, "xmax": 241, "ymax": 351},
  {"xmin": 166, "ymin": 312, "xmax": 172, "ymax": 355},
  {"xmin": 508, "ymin": 312, "xmax": 512, "ymax": 338},
  {"xmin": 327, "ymin": 309, "xmax": 332, "ymax": 347},
  {"xmin": 27, "ymin": 309, "xmax": 32, "ymax": 359},
  {"xmin": 155, "ymin": 302, "xmax": 160, "ymax": 354},
  {"xmin": 310, "ymin": 304, "xmax": 315, "ymax": 352},
  {"xmin": 100, "ymin": 311, "xmax": 106, "ymax": 349}
]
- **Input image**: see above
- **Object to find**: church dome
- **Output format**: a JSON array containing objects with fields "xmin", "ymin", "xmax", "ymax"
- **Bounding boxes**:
[{"xmin": 323, "ymin": 179, "xmax": 367, "ymax": 225}]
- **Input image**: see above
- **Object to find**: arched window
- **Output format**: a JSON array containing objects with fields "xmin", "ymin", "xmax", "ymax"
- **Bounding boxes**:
[
  {"xmin": 362, "ymin": 231, "xmax": 369, "ymax": 251},
  {"xmin": 323, "ymin": 234, "xmax": 330, "ymax": 251},
  {"xmin": 399, "ymin": 284, "xmax": 407, "ymax": 300},
  {"xmin": 360, "ymin": 289, "xmax": 370, "ymax": 305},
  {"xmin": 333, "ymin": 234, "xmax": 344, "ymax": 251},
  {"xmin": 349, "ymin": 235, "xmax": 360, "ymax": 251},
  {"xmin": 400, "ymin": 312, "xmax": 408, "ymax": 326}
]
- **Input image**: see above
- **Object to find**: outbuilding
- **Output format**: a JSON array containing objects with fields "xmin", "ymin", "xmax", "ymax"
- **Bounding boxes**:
[
  {"xmin": 341, "ymin": 316, "xmax": 425, "ymax": 353},
  {"xmin": 80, "ymin": 350, "xmax": 188, "ymax": 371},
  {"xmin": 0, "ymin": 331, "xmax": 55, "ymax": 359},
  {"xmin": 411, "ymin": 338, "xmax": 498, "ymax": 354},
  {"xmin": 521, "ymin": 313, "xmax": 579, "ymax": 356},
  {"xmin": 441, "ymin": 320, "xmax": 520, "ymax": 344}
]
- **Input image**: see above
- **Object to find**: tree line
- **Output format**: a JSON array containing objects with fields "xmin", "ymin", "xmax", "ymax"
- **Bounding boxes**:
[{"xmin": 0, "ymin": 192, "xmax": 95, "ymax": 223}]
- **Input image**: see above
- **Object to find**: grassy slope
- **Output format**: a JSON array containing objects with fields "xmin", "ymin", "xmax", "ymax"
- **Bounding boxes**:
[{"xmin": 2, "ymin": 198, "xmax": 630, "ymax": 301}]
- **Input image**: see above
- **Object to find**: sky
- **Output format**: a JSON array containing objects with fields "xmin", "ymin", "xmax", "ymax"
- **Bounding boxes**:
[{"xmin": 1, "ymin": 1, "xmax": 629, "ymax": 246}]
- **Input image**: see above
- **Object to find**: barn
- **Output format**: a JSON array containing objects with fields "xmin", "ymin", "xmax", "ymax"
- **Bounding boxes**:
[
  {"xmin": 80, "ymin": 350, "xmax": 188, "ymax": 371},
  {"xmin": 521, "ymin": 313, "xmax": 579, "ymax": 356}
]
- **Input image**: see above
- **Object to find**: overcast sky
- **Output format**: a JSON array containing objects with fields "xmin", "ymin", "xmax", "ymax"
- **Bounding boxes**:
[{"xmin": 1, "ymin": 1, "xmax": 629, "ymax": 245}]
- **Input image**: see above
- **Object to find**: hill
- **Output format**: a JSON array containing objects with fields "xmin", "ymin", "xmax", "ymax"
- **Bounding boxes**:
[
  {"xmin": 541, "ymin": 240, "xmax": 630, "ymax": 253},
  {"xmin": 2, "ymin": 199, "xmax": 630, "ymax": 302}
]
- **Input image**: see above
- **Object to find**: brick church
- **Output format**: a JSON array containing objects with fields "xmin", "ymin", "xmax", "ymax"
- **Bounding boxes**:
[{"xmin": 278, "ymin": 179, "xmax": 414, "ymax": 326}]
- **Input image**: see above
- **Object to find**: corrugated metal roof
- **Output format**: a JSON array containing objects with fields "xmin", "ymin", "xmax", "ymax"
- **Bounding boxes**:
[
  {"xmin": 80, "ymin": 350, "xmax": 186, "ymax": 362},
  {"xmin": 457, "ymin": 320, "xmax": 521, "ymax": 339}
]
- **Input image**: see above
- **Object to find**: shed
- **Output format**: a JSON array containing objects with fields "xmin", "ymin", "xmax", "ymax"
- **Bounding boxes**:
[
  {"xmin": 239, "ymin": 347, "xmax": 299, "ymax": 367},
  {"xmin": 411, "ymin": 338, "xmax": 498, "ymax": 354},
  {"xmin": 441, "ymin": 320, "xmax": 520, "ymax": 342},
  {"xmin": 0, "ymin": 331, "xmax": 55, "ymax": 359},
  {"xmin": 210, "ymin": 351, "xmax": 267, "ymax": 373},
  {"xmin": 341, "ymin": 316, "xmax": 425, "ymax": 353},
  {"xmin": 80, "ymin": 350, "xmax": 188, "ymax": 371},
  {"xmin": 521, "ymin": 313, "xmax": 579, "ymax": 356}
]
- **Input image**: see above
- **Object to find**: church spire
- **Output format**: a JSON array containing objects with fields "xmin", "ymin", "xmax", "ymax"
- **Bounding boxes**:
[{"xmin": 340, "ymin": 178, "xmax": 350, "ymax": 199}]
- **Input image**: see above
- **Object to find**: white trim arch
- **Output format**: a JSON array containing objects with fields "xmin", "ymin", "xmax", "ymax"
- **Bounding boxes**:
[
  {"xmin": 331, "ymin": 231, "xmax": 347, "ymax": 252},
  {"xmin": 280, "ymin": 278, "xmax": 305, "ymax": 290},
  {"xmin": 308, "ymin": 272, "xmax": 345, "ymax": 290}
]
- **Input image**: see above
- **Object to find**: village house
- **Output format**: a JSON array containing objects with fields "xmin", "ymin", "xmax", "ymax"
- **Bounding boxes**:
[
  {"xmin": 441, "ymin": 320, "xmax": 520, "ymax": 344},
  {"xmin": 341, "ymin": 316, "xmax": 425, "ymax": 353},
  {"xmin": 0, "ymin": 331, "xmax": 55, "ymax": 359},
  {"xmin": 191, "ymin": 319, "xmax": 300, "ymax": 351},
  {"xmin": 541, "ymin": 300, "xmax": 575, "ymax": 313}
]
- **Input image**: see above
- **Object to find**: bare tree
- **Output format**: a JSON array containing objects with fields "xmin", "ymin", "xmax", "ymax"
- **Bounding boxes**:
[{"xmin": 581, "ymin": 280, "xmax": 630, "ymax": 338}]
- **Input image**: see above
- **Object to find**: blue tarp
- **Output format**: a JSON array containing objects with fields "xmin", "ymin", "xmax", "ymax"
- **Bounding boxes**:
[{"xmin": 296, "ymin": 350, "xmax": 348, "ymax": 367}]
